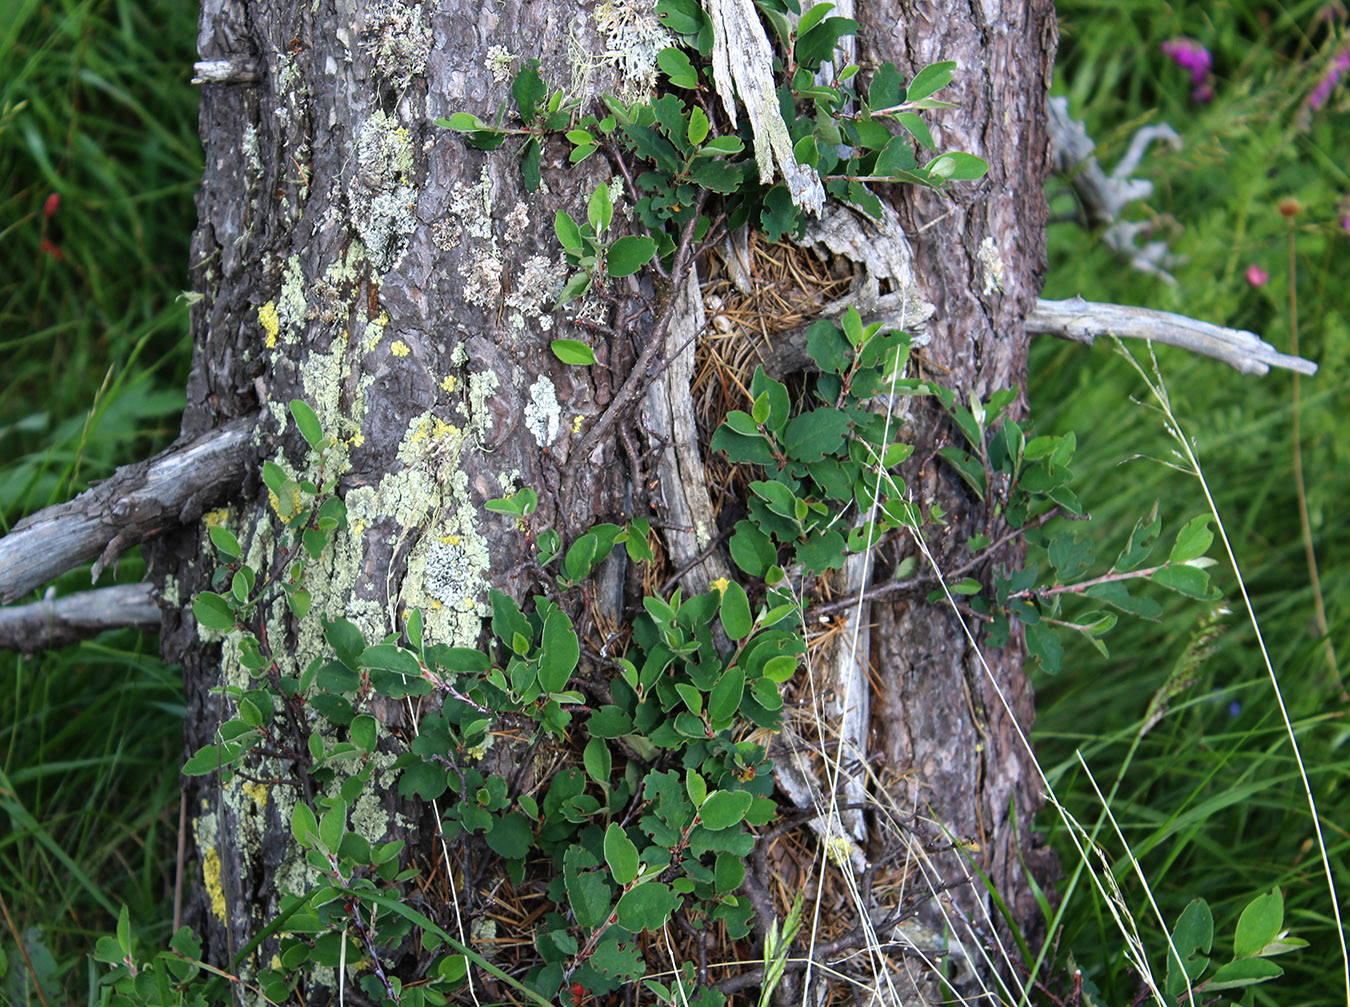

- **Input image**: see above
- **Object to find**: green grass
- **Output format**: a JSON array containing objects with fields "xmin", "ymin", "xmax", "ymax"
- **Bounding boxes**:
[
  {"xmin": 1, "ymin": 0, "xmax": 1348, "ymax": 1004},
  {"xmin": 1030, "ymin": 3, "xmax": 1349, "ymax": 1004},
  {"xmin": 0, "ymin": 0, "xmax": 198, "ymax": 1001}
]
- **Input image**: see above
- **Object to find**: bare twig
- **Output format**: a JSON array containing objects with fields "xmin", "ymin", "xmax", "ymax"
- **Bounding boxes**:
[{"xmin": 0, "ymin": 582, "xmax": 160, "ymax": 652}]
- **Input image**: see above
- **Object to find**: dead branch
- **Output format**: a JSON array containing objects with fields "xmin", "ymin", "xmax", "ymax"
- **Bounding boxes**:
[
  {"xmin": 0, "ymin": 583, "xmax": 159, "ymax": 652},
  {"xmin": 0, "ymin": 414, "xmax": 261, "ymax": 604},
  {"xmin": 1047, "ymin": 95, "xmax": 1183, "ymax": 283},
  {"xmin": 1029, "ymin": 296, "xmax": 1318, "ymax": 376},
  {"xmin": 747, "ymin": 295, "xmax": 1316, "ymax": 378}
]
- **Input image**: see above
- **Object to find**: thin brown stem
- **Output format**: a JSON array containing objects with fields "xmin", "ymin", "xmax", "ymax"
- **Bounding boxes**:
[{"xmin": 1286, "ymin": 221, "xmax": 1343, "ymax": 694}]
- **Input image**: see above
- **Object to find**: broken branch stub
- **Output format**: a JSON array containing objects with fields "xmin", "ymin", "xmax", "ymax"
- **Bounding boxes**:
[{"xmin": 706, "ymin": 0, "xmax": 825, "ymax": 214}]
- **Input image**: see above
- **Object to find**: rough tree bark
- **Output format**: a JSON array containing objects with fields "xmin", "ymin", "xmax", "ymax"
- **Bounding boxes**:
[{"xmin": 150, "ymin": 0, "xmax": 1057, "ymax": 1000}]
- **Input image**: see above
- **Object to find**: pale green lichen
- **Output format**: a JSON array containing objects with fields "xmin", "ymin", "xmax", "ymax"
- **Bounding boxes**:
[
  {"xmin": 504, "ymin": 254, "xmax": 568, "ymax": 335},
  {"xmin": 594, "ymin": 0, "xmax": 672, "ymax": 100},
  {"xmin": 355, "ymin": 111, "xmax": 418, "ymax": 270},
  {"xmin": 276, "ymin": 255, "xmax": 309, "ymax": 342},
  {"xmin": 358, "ymin": 0, "xmax": 433, "ymax": 86},
  {"xmin": 468, "ymin": 368, "xmax": 499, "ymax": 435},
  {"xmin": 524, "ymin": 374, "xmax": 562, "ymax": 447},
  {"xmin": 486, "ymin": 45, "xmax": 517, "ymax": 84}
]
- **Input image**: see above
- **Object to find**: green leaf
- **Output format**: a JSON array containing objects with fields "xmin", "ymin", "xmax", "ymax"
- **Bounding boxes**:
[
  {"xmin": 290, "ymin": 399, "xmax": 323, "ymax": 449},
  {"xmin": 1234, "ymin": 888, "xmax": 1284, "ymax": 959},
  {"xmin": 563, "ymin": 846, "xmax": 611, "ymax": 930},
  {"xmin": 1151, "ymin": 564, "xmax": 1218, "ymax": 599},
  {"xmin": 210, "ymin": 525, "xmax": 241, "ymax": 559},
  {"xmin": 714, "ymin": 852, "xmax": 745, "ymax": 893},
  {"xmin": 657, "ymin": 46, "xmax": 698, "ymax": 88},
  {"xmin": 291, "ymin": 801, "xmax": 319, "ymax": 847},
  {"xmin": 550, "ymin": 339, "xmax": 596, "ymax": 366},
  {"xmin": 1169, "ymin": 515, "xmax": 1214, "ymax": 564},
  {"xmin": 1025, "ymin": 621, "xmax": 1063, "ymax": 675},
  {"xmin": 895, "ymin": 112, "xmax": 935, "ymax": 151},
  {"xmin": 607, "ymin": 235, "xmax": 657, "ymax": 277},
  {"xmin": 752, "ymin": 652, "xmax": 795, "ymax": 684},
  {"xmin": 1114, "ymin": 503, "xmax": 1161, "ymax": 571},
  {"xmin": 512, "ymin": 60, "xmax": 546, "ymax": 122},
  {"xmin": 925, "ymin": 151, "xmax": 989, "ymax": 181},
  {"xmin": 604, "ymin": 824, "xmax": 640, "ymax": 885},
  {"xmin": 319, "ymin": 801, "xmax": 346, "ymax": 851},
  {"xmin": 538, "ymin": 612, "xmax": 579, "ymax": 693},
  {"xmin": 1166, "ymin": 898, "xmax": 1213, "ymax": 999},
  {"xmin": 588, "ymin": 185, "xmax": 613, "ymax": 235},
  {"xmin": 440, "ymin": 112, "xmax": 485, "ymax": 131},
  {"xmin": 729, "ymin": 520, "xmax": 776, "ymax": 577},
  {"xmin": 193, "ymin": 592, "xmax": 236, "ymax": 631},
  {"xmin": 521, "ymin": 135, "xmax": 541, "ymax": 192},
  {"xmin": 805, "ymin": 319, "xmax": 851, "ymax": 374},
  {"xmin": 869, "ymin": 62, "xmax": 903, "ymax": 110},
  {"xmin": 486, "ymin": 811, "xmax": 533, "ymax": 859},
  {"xmin": 796, "ymin": 528, "xmax": 846, "ymax": 574},
  {"xmin": 699, "ymin": 789, "xmax": 752, "ymax": 830},
  {"xmin": 1206, "ymin": 958, "xmax": 1283, "ymax": 991},
  {"xmin": 793, "ymin": 17, "xmax": 858, "ymax": 71},
  {"xmin": 554, "ymin": 210, "xmax": 583, "ymax": 251},
  {"xmin": 708, "ymin": 665, "xmax": 745, "ymax": 722},
  {"xmin": 719, "ymin": 581, "xmax": 753, "ymax": 639},
  {"xmin": 350, "ymin": 715, "xmax": 377, "ymax": 752},
  {"xmin": 583, "ymin": 736, "xmax": 612, "ymax": 787},
  {"xmin": 784, "ymin": 408, "xmax": 851, "ymax": 461},
  {"xmin": 616, "ymin": 882, "xmax": 680, "ymax": 932},
  {"xmin": 687, "ymin": 105, "xmax": 710, "ymax": 145},
  {"xmin": 906, "ymin": 61, "xmax": 955, "ymax": 102},
  {"xmin": 590, "ymin": 939, "xmax": 645, "ymax": 980}
]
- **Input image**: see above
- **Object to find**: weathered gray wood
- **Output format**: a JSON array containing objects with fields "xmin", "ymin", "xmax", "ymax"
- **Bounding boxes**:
[
  {"xmin": 749, "ymin": 288, "xmax": 1318, "ymax": 378},
  {"xmin": 0, "ymin": 414, "xmax": 259, "ymax": 604},
  {"xmin": 0, "ymin": 583, "xmax": 159, "ymax": 652},
  {"xmin": 1030, "ymin": 296, "xmax": 1318, "ymax": 376}
]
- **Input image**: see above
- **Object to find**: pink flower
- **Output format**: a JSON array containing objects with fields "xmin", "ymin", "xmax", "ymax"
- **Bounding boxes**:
[
  {"xmin": 1246, "ymin": 264, "xmax": 1269, "ymax": 287},
  {"xmin": 1162, "ymin": 37, "xmax": 1213, "ymax": 84},
  {"xmin": 1162, "ymin": 38, "xmax": 1215, "ymax": 102},
  {"xmin": 1308, "ymin": 46, "xmax": 1350, "ymax": 111}
]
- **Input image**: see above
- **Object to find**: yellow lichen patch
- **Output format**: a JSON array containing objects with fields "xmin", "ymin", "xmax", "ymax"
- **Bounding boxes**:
[
  {"xmin": 439, "ymin": 534, "xmax": 462, "ymax": 546},
  {"xmin": 391, "ymin": 340, "xmax": 410, "ymax": 357},
  {"xmin": 348, "ymin": 432, "xmax": 365, "ymax": 448},
  {"xmin": 267, "ymin": 485, "xmax": 303, "ymax": 523},
  {"xmin": 572, "ymin": 414, "xmax": 585, "ymax": 434},
  {"xmin": 202, "ymin": 508, "xmax": 230, "ymax": 528},
  {"xmin": 363, "ymin": 311, "xmax": 390, "ymax": 352},
  {"xmin": 242, "ymin": 780, "xmax": 270, "ymax": 810},
  {"xmin": 258, "ymin": 300, "xmax": 281, "ymax": 348},
  {"xmin": 440, "ymin": 374, "xmax": 458, "ymax": 393},
  {"xmin": 202, "ymin": 845, "xmax": 227, "ymax": 923},
  {"xmin": 350, "ymin": 518, "xmax": 367, "ymax": 538}
]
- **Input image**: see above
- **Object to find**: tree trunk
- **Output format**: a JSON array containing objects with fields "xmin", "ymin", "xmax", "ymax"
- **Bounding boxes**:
[{"xmin": 152, "ymin": 0, "xmax": 1057, "ymax": 1001}]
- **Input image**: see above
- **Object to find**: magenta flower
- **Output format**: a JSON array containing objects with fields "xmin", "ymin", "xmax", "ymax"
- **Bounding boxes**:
[
  {"xmin": 1308, "ymin": 46, "xmax": 1350, "ymax": 111},
  {"xmin": 1246, "ymin": 264, "xmax": 1269, "ymax": 287},
  {"xmin": 1162, "ymin": 37, "xmax": 1215, "ymax": 102},
  {"xmin": 1162, "ymin": 38, "xmax": 1212, "ymax": 83}
]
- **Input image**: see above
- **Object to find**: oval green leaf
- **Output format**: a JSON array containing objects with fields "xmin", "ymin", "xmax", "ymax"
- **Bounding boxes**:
[
  {"xmin": 604, "ymin": 823, "xmax": 640, "ymax": 885},
  {"xmin": 699, "ymin": 789, "xmax": 753, "ymax": 830},
  {"xmin": 551, "ymin": 339, "xmax": 596, "ymax": 366},
  {"xmin": 606, "ymin": 235, "xmax": 657, "ymax": 277}
]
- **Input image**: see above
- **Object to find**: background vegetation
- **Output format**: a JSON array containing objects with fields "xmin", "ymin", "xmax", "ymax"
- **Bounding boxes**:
[{"xmin": 0, "ymin": 0, "xmax": 1344, "ymax": 1003}]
